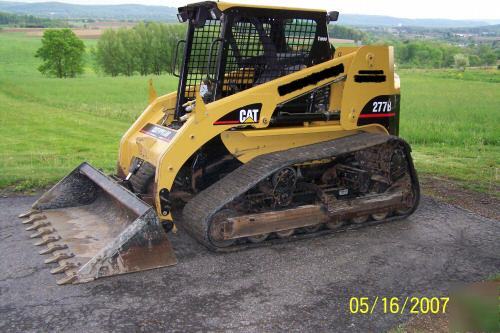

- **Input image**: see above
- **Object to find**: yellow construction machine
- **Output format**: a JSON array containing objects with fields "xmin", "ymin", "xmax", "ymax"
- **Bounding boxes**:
[{"xmin": 19, "ymin": 1, "xmax": 420, "ymax": 284}]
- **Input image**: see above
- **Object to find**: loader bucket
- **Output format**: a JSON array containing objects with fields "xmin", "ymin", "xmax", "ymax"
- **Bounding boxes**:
[{"xmin": 18, "ymin": 162, "xmax": 177, "ymax": 285}]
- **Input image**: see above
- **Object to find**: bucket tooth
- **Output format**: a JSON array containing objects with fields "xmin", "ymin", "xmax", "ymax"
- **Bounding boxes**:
[
  {"xmin": 34, "ymin": 235, "xmax": 60, "ymax": 246},
  {"xmin": 50, "ymin": 262, "xmax": 76, "ymax": 274},
  {"xmin": 22, "ymin": 162, "xmax": 178, "ymax": 285},
  {"xmin": 18, "ymin": 210, "xmax": 40, "ymax": 219},
  {"xmin": 44, "ymin": 252, "xmax": 74, "ymax": 264},
  {"xmin": 25, "ymin": 221, "xmax": 50, "ymax": 231},
  {"xmin": 22, "ymin": 214, "xmax": 46, "ymax": 225},
  {"xmin": 39, "ymin": 243, "xmax": 68, "ymax": 255},
  {"xmin": 29, "ymin": 227, "xmax": 55, "ymax": 239},
  {"xmin": 56, "ymin": 273, "xmax": 77, "ymax": 285}
]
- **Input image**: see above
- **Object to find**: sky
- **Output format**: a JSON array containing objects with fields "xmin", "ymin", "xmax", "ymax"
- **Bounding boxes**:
[{"xmin": 9, "ymin": 0, "xmax": 500, "ymax": 20}]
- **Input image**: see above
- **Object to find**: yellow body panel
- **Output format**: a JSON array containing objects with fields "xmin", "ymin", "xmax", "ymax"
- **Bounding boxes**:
[
  {"xmin": 118, "ymin": 92, "xmax": 176, "ymax": 172},
  {"xmin": 221, "ymin": 124, "xmax": 387, "ymax": 163},
  {"xmin": 118, "ymin": 46, "xmax": 399, "ymax": 221}
]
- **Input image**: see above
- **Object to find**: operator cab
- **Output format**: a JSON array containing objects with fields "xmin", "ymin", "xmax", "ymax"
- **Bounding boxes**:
[{"xmin": 174, "ymin": 1, "xmax": 337, "ymax": 119}]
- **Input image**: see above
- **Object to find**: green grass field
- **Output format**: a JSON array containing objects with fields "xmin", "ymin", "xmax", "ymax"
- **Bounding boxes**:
[
  {"xmin": 1, "ymin": 33, "xmax": 499, "ymax": 195},
  {"xmin": 400, "ymin": 69, "xmax": 499, "ymax": 195}
]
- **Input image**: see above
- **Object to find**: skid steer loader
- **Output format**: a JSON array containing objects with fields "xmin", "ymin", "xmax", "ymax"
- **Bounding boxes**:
[{"xmin": 20, "ymin": 1, "xmax": 420, "ymax": 285}]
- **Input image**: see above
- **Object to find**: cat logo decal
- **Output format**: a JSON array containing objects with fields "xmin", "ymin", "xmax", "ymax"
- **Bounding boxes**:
[{"xmin": 214, "ymin": 103, "xmax": 262, "ymax": 125}]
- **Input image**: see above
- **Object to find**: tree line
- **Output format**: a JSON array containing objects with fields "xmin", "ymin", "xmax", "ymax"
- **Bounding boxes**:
[
  {"xmin": 329, "ymin": 25, "xmax": 498, "ymax": 69},
  {"xmin": 92, "ymin": 22, "xmax": 185, "ymax": 76},
  {"xmin": 393, "ymin": 40, "xmax": 498, "ymax": 69},
  {"xmin": 328, "ymin": 25, "xmax": 368, "ymax": 43},
  {"xmin": 0, "ymin": 12, "xmax": 67, "ymax": 28},
  {"xmin": 35, "ymin": 24, "xmax": 498, "ymax": 79}
]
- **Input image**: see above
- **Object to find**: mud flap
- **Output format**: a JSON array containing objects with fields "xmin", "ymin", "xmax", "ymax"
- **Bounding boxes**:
[{"xmin": 19, "ymin": 162, "xmax": 177, "ymax": 285}]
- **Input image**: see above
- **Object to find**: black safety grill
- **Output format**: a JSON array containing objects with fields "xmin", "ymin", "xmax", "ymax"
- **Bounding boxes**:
[
  {"xmin": 184, "ymin": 19, "xmax": 222, "ymax": 101},
  {"xmin": 221, "ymin": 18, "xmax": 318, "ymax": 99}
]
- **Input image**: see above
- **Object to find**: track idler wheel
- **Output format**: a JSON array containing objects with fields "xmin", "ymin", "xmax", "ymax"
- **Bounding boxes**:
[
  {"xmin": 396, "ymin": 185, "xmax": 418, "ymax": 216},
  {"xmin": 275, "ymin": 229, "xmax": 295, "ymax": 238},
  {"xmin": 351, "ymin": 215, "xmax": 369, "ymax": 224},
  {"xmin": 326, "ymin": 219, "xmax": 345, "ymax": 230},
  {"xmin": 302, "ymin": 224, "xmax": 323, "ymax": 233},
  {"xmin": 247, "ymin": 233, "xmax": 270, "ymax": 243},
  {"xmin": 209, "ymin": 209, "xmax": 237, "ymax": 248},
  {"xmin": 371, "ymin": 211, "xmax": 390, "ymax": 221}
]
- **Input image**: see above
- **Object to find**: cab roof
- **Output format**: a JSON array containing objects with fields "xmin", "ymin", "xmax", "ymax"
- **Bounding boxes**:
[
  {"xmin": 180, "ymin": 1, "xmax": 326, "ymax": 14},
  {"xmin": 215, "ymin": 1, "xmax": 325, "ymax": 13}
]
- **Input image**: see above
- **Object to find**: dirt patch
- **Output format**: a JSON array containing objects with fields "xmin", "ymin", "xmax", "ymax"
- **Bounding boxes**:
[
  {"xmin": 420, "ymin": 175, "xmax": 500, "ymax": 220},
  {"xmin": 26, "ymin": 29, "xmax": 105, "ymax": 39},
  {"xmin": 393, "ymin": 313, "xmax": 448, "ymax": 333},
  {"xmin": 0, "ymin": 185, "xmax": 42, "ymax": 199},
  {"xmin": 1, "ymin": 27, "xmax": 102, "ymax": 38},
  {"xmin": 398, "ymin": 314, "xmax": 449, "ymax": 333},
  {"xmin": 1, "ymin": 23, "xmax": 134, "ymax": 39}
]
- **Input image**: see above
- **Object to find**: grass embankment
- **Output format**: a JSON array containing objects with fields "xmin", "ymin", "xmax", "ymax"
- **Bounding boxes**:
[
  {"xmin": 0, "ymin": 33, "xmax": 498, "ymax": 195},
  {"xmin": 0, "ymin": 33, "xmax": 177, "ymax": 191},
  {"xmin": 400, "ymin": 69, "xmax": 499, "ymax": 195}
]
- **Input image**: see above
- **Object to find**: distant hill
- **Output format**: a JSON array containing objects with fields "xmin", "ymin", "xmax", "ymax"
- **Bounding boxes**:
[
  {"xmin": 0, "ymin": 1, "xmax": 498, "ymax": 27},
  {"xmin": 0, "ymin": 1, "xmax": 178, "ymax": 21},
  {"xmin": 339, "ymin": 14, "xmax": 497, "ymax": 28}
]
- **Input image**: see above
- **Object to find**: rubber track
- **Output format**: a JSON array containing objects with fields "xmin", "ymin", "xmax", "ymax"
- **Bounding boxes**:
[{"xmin": 181, "ymin": 132, "xmax": 420, "ymax": 251}]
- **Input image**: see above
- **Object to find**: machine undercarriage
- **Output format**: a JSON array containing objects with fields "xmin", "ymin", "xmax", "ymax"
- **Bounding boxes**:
[{"xmin": 181, "ymin": 133, "xmax": 419, "ymax": 251}]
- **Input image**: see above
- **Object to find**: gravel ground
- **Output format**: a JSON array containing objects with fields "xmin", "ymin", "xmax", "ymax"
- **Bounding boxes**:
[{"xmin": 0, "ymin": 195, "xmax": 499, "ymax": 332}]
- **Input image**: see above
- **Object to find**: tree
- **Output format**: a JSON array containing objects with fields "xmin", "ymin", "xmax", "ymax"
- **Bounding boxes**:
[
  {"xmin": 454, "ymin": 53, "xmax": 469, "ymax": 70},
  {"xmin": 93, "ymin": 23, "xmax": 186, "ymax": 77},
  {"xmin": 94, "ymin": 29, "xmax": 121, "ymax": 76},
  {"xmin": 35, "ymin": 29, "xmax": 85, "ymax": 78},
  {"xmin": 133, "ymin": 22, "xmax": 154, "ymax": 76},
  {"xmin": 481, "ymin": 50, "xmax": 497, "ymax": 66},
  {"xmin": 117, "ymin": 28, "xmax": 139, "ymax": 76},
  {"xmin": 393, "ymin": 40, "xmax": 462, "ymax": 69}
]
